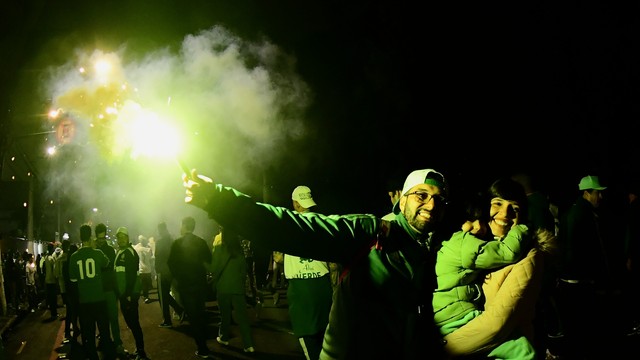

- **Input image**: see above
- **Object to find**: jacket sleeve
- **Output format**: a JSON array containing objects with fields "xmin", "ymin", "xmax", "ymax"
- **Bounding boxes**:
[
  {"xmin": 471, "ymin": 224, "xmax": 530, "ymax": 269},
  {"xmin": 203, "ymin": 184, "xmax": 380, "ymax": 264},
  {"xmin": 443, "ymin": 248, "xmax": 544, "ymax": 356}
]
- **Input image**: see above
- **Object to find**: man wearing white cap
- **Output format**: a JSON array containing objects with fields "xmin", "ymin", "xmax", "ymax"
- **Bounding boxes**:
[
  {"xmin": 182, "ymin": 168, "xmax": 450, "ymax": 359},
  {"xmin": 273, "ymin": 185, "xmax": 333, "ymax": 360},
  {"xmin": 557, "ymin": 175, "xmax": 610, "ymax": 358}
]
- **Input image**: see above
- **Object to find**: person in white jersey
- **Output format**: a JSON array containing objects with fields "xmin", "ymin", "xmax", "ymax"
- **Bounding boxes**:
[{"xmin": 273, "ymin": 186, "xmax": 334, "ymax": 360}]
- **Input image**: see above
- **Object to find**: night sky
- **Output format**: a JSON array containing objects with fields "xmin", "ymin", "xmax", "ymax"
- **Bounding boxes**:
[{"xmin": 2, "ymin": 1, "xmax": 640, "ymax": 237}]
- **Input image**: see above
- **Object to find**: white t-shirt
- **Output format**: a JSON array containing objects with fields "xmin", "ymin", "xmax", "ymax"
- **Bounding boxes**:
[{"xmin": 283, "ymin": 254, "xmax": 329, "ymax": 280}]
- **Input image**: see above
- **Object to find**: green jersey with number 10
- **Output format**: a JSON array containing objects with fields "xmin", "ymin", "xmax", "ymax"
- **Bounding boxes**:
[{"xmin": 69, "ymin": 247, "xmax": 110, "ymax": 303}]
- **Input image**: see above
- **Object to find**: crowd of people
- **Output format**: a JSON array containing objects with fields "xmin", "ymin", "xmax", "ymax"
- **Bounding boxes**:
[
  {"xmin": 1, "ymin": 167, "xmax": 640, "ymax": 359},
  {"xmin": 180, "ymin": 168, "xmax": 640, "ymax": 360}
]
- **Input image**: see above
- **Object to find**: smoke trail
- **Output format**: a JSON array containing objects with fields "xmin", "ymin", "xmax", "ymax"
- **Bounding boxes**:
[{"xmin": 42, "ymin": 25, "xmax": 311, "ymax": 239}]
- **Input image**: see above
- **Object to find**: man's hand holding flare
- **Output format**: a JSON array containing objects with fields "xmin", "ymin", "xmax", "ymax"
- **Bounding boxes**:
[{"xmin": 183, "ymin": 169, "xmax": 214, "ymax": 210}]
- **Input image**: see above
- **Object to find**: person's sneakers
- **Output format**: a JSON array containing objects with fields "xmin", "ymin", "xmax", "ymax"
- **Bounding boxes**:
[
  {"xmin": 244, "ymin": 346, "xmax": 255, "ymax": 353},
  {"xmin": 216, "ymin": 336, "xmax": 229, "ymax": 346},
  {"xmin": 158, "ymin": 322, "xmax": 172, "ymax": 328},
  {"xmin": 195, "ymin": 350, "xmax": 215, "ymax": 358},
  {"xmin": 144, "ymin": 297, "xmax": 151, "ymax": 304}
]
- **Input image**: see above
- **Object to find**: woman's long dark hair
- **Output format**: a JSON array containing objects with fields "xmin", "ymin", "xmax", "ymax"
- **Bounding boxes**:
[{"xmin": 460, "ymin": 178, "xmax": 529, "ymax": 240}]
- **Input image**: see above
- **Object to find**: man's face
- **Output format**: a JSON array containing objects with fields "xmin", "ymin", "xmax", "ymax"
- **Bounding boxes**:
[
  {"xmin": 116, "ymin": 233, "xmax": 129, "ymax": 249},
  {"xmin": 96, "ymin": 232, "xmax": 106, "ymax": 245},
  {"xmin": 399, "ymin": 183, "xmax": 446, "ymax": 233},
  {"xmin": 585, "ymin": 189, "xmax": 603, "ymax": 208}
]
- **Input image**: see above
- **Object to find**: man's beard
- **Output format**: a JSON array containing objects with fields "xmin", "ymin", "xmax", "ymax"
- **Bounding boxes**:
[{"xmin": 405, "ymin": 208, "xmax": 433, "ymax": 234}]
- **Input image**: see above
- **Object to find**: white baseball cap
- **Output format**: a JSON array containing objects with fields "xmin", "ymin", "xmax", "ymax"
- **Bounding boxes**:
[
  {"xmin": 393, "ymin": 169, "xmax": 447, "ymax": 214},
  {"xmin": 292, "ymin": 185, "xmax": 317, "ymax": 208}
]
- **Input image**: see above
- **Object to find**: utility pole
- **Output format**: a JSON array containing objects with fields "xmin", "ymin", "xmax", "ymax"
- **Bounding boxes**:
[{"xmin": 28, "ymin": 176, "xmax": 34, "ymax": 241}]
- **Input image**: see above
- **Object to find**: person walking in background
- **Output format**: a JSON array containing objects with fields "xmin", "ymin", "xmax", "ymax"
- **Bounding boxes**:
[
  {"xmin": 41, "ymin": 242, "xmax": 58, "ymax": 322},
  {"xmin": 62, "ymin": 243, "xmax": 80, "ymax": 346},
  {"xmin": 278, "ymin": 185, "xmax": 333, "ymax": 360},
  {"xmin": 211, "ymin": 228, "xmax": 255, "ymax": 353},
  {"xmin": 155, "ymin": 221, "xmax": 184, "ymax": 328},
  {"xmin": 114, "ymin": 227, "xmax": 149, "ymax": 360},
  {"xmin": 55, "ymin": 240, "xmax": 70, "ymax": 321},
  {"xmin": 133, "ymin": 235, "xmax": 154, "ymax": 304},
  {"xmin": 557, "ymin": 175, "xmax": 611, "ymax": 359},
  {"xmin": 167, "ymin": 216, "xmax": 214, "ymax": 359},
  {"xmin": 57, "ymin": 240, "xmax": 77, "ymax": 345},
  {"xmin": 95, "ymin": 223, "xmax": 128, "ymax": 358},
  {"xmin": 69, "ymin": 224, "xmax": 115, "ymax": 360},
  {"xmin": 24, "ymin": 253, "xmax": 38, "ymax": 313},
  {"xmin": 182, "ymin": 168, "xmax": 451, "ymax": 359}
]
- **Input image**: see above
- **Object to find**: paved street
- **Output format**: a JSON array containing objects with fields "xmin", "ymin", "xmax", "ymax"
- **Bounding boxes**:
[
  {"xmin": 1, "ymin": 287, "xmax": 303, "ymax": 360},
  {"xmin": 6, "ymin": 284, "xmax": 640, "ymax": 359}
]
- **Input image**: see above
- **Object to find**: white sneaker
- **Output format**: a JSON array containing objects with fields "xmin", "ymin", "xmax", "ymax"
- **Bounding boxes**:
[
  {"xmin": 244, "ymin": 346, "xmax": 255, "ymax": 353},
  {"xmin": 216, "ymin": 336, "xmax": 229, "ymax": 346}
]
